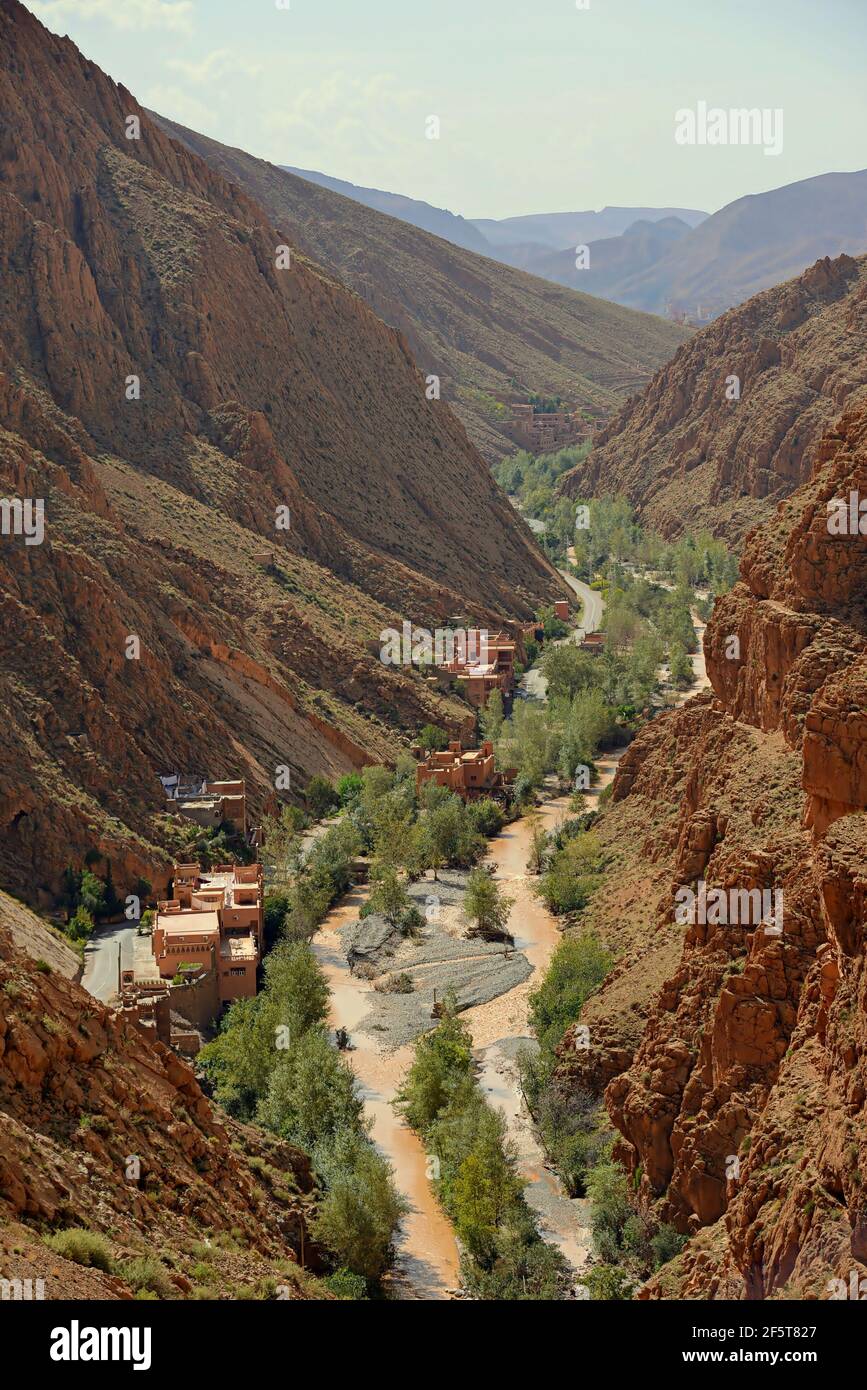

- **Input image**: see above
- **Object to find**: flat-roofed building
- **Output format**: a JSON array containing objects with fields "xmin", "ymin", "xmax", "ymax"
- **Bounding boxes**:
[
  {"xmin": 436, "ymin": 629, "xmax": 517, "ymax": 709},
  {"xmin": 414, "ymin": 740, "xmax": 515, "ymax": 802},
  {"xmin": 152, "ymin": 862, "xmax": 263, "ymax": 1008}
]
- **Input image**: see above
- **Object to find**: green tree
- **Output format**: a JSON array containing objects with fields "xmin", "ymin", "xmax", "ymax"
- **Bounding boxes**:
[
  {"xmin": 526, "ymin": 817, "xmax": 548, "ymax": 875},
  {"xmin": 78, "ymin": 870, "xmax": 106, "ymax": 918},
  {"xmin": 479, "ymin": 689, "xmax": 505, "ymax": 743},
  {"xmin": 313, "ymin": 1132, "xmax": 407, "ymax": 1285},
  {"xmin": 257, "ymin": 1028, "xmax": 364, "ymax": 1150},
  {"xmin": 528, "ymin": 931, "xmax": 612, "ymax": 1051},
  {"xmin": 540, "ymin": 643, "xmax": 598, "ymax": 701},
  {"xmin": 306, "ymin": 774, "xmax": 340, "ymax": 819},
  {"xmin": 368, "ymin": 863, "xmax": 412, "ymax": 928},
  {"xmin": 260, "ymin": 805, "xmax": 304, "ymax": 890},
  {"xmin": 417, "ymin": 724, "xmax": 449, "ymax": 753},
  {"xmin": 67, "ymin": 906, "xmax": 94, "ymax": 943},
  {"xmin": 668, "ymin": 642, "xmax": 694, "ymax": 689},
  {"xmin": 463, "ymin": 867, "xmax": 514, "ymax": 941}
]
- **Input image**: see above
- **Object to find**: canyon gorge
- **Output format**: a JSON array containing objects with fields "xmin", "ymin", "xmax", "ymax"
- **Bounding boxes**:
[{"xmin": 0, "ymin": 0, "xmax": 864, "ymax": 1324}]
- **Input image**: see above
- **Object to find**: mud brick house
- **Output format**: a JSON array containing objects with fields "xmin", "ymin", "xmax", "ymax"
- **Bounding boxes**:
[
  {"xmin": 413, "ymin": 740, "xmax": 516, "ymax": 801},
  {"xmin": 151, "ymin": 862, "xmax": 264, "ymax": 1011},
  {"xmin": 508, "ymin": 403, "xmax": 587, "ymax": 453},
  {"xmin": 160, "ymin": 775, "xmax": 247, "ymax": 835},
  {"xmin": 436, "ymin": 628, "xmax": 517, "ymax": 709}
]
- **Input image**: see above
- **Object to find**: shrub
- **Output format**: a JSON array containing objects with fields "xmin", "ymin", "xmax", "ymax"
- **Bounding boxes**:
[
  {"xmin": 313, "ymin": 1133, "xmax": 407, "ymax": 1285},
  {"xmin": 336, "ymin": 772, "xmax": 364, "ymax": 805},
  {"xmin": 324, "ymin": 1268, "xmax": 369, "ymax": 1300},
  {"xmin": 528, "ymin": 932, "xmax": 613, "ymax": 1052},
  {"xmin": 651, "ymin": 1222, "xmax": 687, "ymax": 1269},
  {"xmin": 466, "ymin": 798, "xmax": 505, "ymax": 837},
  {"xmin": 417, "ymin": 724, "xmax": 450, "ymax": 753},
  {"xmin": 305, "ymin": 774, "xmax": 340, "ymax": 819},
  {"xmin": 120, "ymin": 1256, "xmax": 174, "ymax": 1299},
  {"xmin": 67, "ymin": 906, "xmax": 94, "ymax": 943},
  {"xmin": 44, "ymin": 1228, "xmax": 114, "ymax": 1272},
  {"xmin": 374, "ymin": 972, "xmax": 414, "ymax": 995}
]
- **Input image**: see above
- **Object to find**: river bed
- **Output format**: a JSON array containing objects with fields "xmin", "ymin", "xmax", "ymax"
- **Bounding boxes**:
[{"xmin": 310, "ymin": 606, "xmax": 709, "ymax": 1298}]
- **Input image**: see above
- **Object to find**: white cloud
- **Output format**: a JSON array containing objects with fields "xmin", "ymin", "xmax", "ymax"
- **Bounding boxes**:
[
  {"xmin": 259, "ymin": 70, "xmax": 425, "ymax": 169},
  {"xmin": 167, "ymin": 49, "xmax": 262, "ymax": 84},
  {"xmin": 29, "ymin": 0, "xmax": 194, "ymax": 35}
]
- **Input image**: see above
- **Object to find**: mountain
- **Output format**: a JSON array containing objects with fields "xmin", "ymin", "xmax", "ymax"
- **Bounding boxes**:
[
  {"xmin": 0, "ymin": 0, "xmax": 572, "ymax": 905},
  {"xmin": 579, "ymin": 170, "xmax": 867, "ymax": 318},
  {"xmin": 470, "ymin": 205, "xmax": 708, "ymax": 252},
  {"xmin": 281, "ymin": 165, "xmax": 493, "ymax": 256},
  {"xmin": 559, "ymin": 252, "xmax": 867, "ymax": 542},
  {"xmin": 523, "ymin": 216, "xmax": 694, "ymax": 297},
  {"xmin": 552, "ymin": 392, "xmax": 867, "ymax": 1298},
  {"xmin": 151, "ymin": 118, "xmax": 689, "ymax": 463}
]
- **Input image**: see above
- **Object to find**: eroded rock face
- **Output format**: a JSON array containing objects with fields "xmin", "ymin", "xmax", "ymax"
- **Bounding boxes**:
[
  {"xmin": 0, "ymin": 0, "xmax": 565, "ymax": 903},
  {"xmin": 558, "ymin": 253, "xmax": 867, "ymax": 544},
  {"xmin": 0, "ymin": 923, "xmax": 321, "ymax": 1294},
  {"xmin": 558, "ymin": 401, "xmax": 866, "ymax": 1298}
]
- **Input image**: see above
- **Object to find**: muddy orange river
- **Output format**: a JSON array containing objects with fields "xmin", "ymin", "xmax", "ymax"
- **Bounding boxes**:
[{"xmin": 311, "ymin": 756, "xmax": 623, "ymax": 1299}]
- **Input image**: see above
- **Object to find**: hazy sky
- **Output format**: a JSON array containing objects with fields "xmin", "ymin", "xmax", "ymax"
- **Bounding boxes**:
[{"xmin": 27, "ymin": 0, "xmax": 867, "ymax": 219}]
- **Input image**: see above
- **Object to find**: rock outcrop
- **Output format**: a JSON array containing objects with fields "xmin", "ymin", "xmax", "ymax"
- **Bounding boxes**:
[
  {"xmin": 556, "ymin": 399, "xmax": 866, "ymax": 1298},
  {"xmin": 558, "ymin": 253, "xmax": 867, "ymax": 543},
  {"xmin": 0, "ymin": 921, "xmax": 323, "ymax": 1298}
]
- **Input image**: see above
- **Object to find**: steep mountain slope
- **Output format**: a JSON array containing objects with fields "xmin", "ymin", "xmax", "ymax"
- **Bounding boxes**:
[
  {"xmin": 0, "ymin": 0, "xmax": 564, "ymax": 906},
  {"xmin": 0, "ymin": 919, "xmax": 324, "ymax": 1298},
  {"xmin": 585, "ymin": 169, "xmax": 867, "ymax": 318},
  {"xmin": 0, "ymin": 890, "xmax": 80, "ymax": 979},
  {"xmin": 151, "ymin": 116, "xmax": 689, "ymax": 462},
  {"xmin": 559, "ymin": 252, "xmax": 867, "ymax": 542},
  {"xmin": 281, "ymin": 165, "xmax": 493, "ymax": 256},
  {"xmin": 555, "ymin": 401, "xmax": 866, "ymax": 1299}
]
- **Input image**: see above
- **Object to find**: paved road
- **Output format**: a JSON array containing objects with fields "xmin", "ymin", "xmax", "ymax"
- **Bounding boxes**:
[
  {"xmin": 519, "ymin": 569, "xmax": 606, "ymax": 703},
  {"xmin": 81, "ymin": 921, "xmax": 136, "ymax": 1003},
  {"xmin": 559, "ymin": 570, "xmax": 604, "ymax": 636}
]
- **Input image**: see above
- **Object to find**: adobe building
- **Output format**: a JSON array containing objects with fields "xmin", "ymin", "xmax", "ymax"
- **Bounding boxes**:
[
  {"xmin": 413, "ymin": 740, "xmax": 516, "ymax": 801},
  {"xmin": 151, "ymin": 862, "xmax": 264, "ymax": 1011},
  {"xmin": 508, "ymin": 403, "xmax": 587, "ymax": 453},
  {"xmin": 436, "ymin": 628, "xmax": 517, "ymax": 709},
  {"xmin": 160, "ymin": 775, "xmax": 247, "ymax": 835}
]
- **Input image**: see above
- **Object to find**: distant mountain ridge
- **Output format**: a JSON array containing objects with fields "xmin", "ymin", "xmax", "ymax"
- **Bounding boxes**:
[
  {"xmin": 470, "ymin": 205, "xmax": 708, "ymax": 251},
  {"xmin": 281, "ymin": 165, "xmax": 493, "ymax": 256},
  {"xmin": 537, "ymin": 169, "xmax": 867, "ymax": 319},
  {"xmin": 282, "ymin": 164, "xmax": 867, "ymax": 330}
]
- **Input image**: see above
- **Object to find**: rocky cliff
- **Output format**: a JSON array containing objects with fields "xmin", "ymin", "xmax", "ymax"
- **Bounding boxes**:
[
  {"xmin": 0, "ymin": 921, "xmax": 323, "ymax": 1298},
  {"xmin": 0, "ymin": 0, "xmax": 565, "ymax": 906},
  {"xmin": 558, "ymin": 253, "xmax": 867, "ymax": 543},
  {"xmin": 556, "ymin": 401, "xmax": 866, "ymax": 1298}
]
